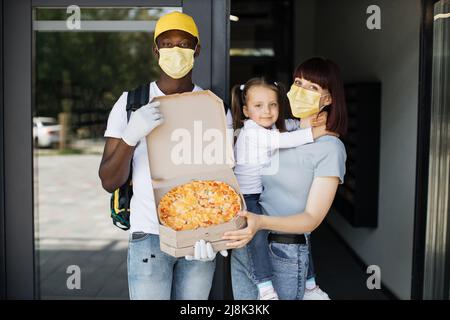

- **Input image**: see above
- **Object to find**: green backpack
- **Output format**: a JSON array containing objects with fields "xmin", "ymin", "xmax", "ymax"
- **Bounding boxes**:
[{"xmin": 110, "ymin": 82, "xmax": 151, "ymax": 230}]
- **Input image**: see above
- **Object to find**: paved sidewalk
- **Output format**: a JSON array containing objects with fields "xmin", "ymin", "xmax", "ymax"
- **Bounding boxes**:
[{"xmin": 35, "ymin": 153, "xmax": 129, "ymax": 299}]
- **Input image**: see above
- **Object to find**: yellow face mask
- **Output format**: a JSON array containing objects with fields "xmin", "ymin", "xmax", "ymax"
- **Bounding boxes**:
[
  {"xmin": 158, "ymin": 47, "xmax": 195, "ymax": 79},
  {"xmin": 287, "ymin": 84, "xmax": 327, "ymax": 119}
]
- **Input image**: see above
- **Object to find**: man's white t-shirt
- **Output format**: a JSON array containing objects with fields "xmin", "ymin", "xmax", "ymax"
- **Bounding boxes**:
[{"xmin": 104, "ymin": 81, "xmax": 203, "ymax": 234}]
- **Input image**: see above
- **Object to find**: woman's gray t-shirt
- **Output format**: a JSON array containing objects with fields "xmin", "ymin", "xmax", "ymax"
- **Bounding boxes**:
[{"xmin": 259, "ymin": 135, "xmax": 347, "ymax": 217}]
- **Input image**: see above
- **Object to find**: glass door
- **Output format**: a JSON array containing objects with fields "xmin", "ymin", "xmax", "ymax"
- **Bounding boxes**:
[
  {"xmin": 423, "ymin": 0, "xmax": 450, "ymax": 300},
  {"xmin": 33, "ymin": 6, "xmax": 181, "ymax": 299},
  {"xmin": 3, "ymin": 0, "xmax": 230, "ymax": 299}
]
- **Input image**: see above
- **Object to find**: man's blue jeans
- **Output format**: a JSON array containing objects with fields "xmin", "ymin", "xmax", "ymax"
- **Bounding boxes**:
[
  {"xmin": 231, "ymin": 238, "xmax": 309, "ymax": 300},
  {"xmin": 127, "ymin": 232, "xmax": 216, "ymax": 300}
]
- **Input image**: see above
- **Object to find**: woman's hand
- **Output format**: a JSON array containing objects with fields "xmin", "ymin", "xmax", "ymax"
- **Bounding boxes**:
[
  {"xmin": 311, "ymin": 112, "xmax": 339, "ymax": 138},
  {"xmin": 311, "ymin": 111, "xmax": 327, "ymax": 127},
  {"xmin": 222, "ymin": 210, "xmax": 262, "ymax": 249}
]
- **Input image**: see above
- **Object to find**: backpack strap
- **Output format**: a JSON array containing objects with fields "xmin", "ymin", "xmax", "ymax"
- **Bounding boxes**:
[
  {"xmin": 124, "ymin": 82, "xmax": 151, "ymax": 178},
  {"xmin": 126, "ymin": 82, "xmax": 151, "ymax": 123}
]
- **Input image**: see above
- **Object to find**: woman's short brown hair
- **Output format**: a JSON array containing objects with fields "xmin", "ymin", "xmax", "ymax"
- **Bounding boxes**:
[{"xmin": 293, "ymin": 57, "xmax": 348, "ymax": 137}]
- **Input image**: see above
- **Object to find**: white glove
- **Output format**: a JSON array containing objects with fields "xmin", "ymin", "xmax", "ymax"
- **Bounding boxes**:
[
  {"xmin": 185, "ymin": 239, "xmax": 229, "ymax": 261},
  {"xmin": 122, "ymin": 100, "xmax": 163, "ymax": 146}
]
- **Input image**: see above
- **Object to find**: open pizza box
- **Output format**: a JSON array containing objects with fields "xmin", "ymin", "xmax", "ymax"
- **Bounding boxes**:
[{"xmin": 146, "ymin": 90, "xmax": 247, "ymax": 257}]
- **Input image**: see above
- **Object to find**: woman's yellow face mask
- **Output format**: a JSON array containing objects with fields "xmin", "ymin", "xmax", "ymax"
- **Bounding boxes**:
[{"xmin": 287, "ymin": 78, "xmax": 331, "ymax": 119}]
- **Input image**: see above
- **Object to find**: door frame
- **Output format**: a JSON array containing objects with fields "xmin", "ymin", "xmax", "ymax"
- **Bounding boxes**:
[
  {"xmin": 2, "ymin": 0, "xmax": 229, "ymax": 299},
  {"xmin": 0, "ymin": 0, "xmax": 6, "ymax": 301},
  {"xmin": 411, "ymin": 0, "xmax": 443, "ymax": 300}
]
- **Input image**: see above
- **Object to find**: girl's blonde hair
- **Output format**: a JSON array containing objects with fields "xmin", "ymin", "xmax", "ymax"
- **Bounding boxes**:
[{"xmin": 231, "ymin": 77, "xmax": 289, "ymax": 132}]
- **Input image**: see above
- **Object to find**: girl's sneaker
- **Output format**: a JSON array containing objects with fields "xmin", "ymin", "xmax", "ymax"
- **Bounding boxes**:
[
  {"xmin": 257, "ymin": 280, "xmax": 279, "ymax": 300},
  {"xmin": 302, "ymin": 286, "xmax": 330, "ymax": 300},
  {"xmin": 259, "ymin": 286, "xmax": 279, "ymax": 300}
]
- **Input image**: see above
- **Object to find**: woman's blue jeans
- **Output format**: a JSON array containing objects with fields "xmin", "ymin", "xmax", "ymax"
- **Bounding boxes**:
[{"xmin": 231, "ymin": 236, "xmax": 310, "ymax": 300}]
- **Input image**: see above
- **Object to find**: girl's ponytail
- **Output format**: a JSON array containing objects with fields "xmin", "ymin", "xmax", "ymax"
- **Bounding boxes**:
[{"xmin": 231, "ymin": 84, "xmax": 246, "ymax": 130}]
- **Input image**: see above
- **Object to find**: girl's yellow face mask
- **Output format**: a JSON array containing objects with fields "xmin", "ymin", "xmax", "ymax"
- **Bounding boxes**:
[
  {"xmin": 287, "ymin": 84, "xmax": 329, "ymax": 119},
  {"xmin": 158, "ymin": 46, "xmax": 195, "ymax": 79}
]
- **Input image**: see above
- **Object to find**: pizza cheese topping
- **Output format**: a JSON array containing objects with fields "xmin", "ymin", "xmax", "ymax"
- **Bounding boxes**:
[{"xmin": 158, "ymin": 180, "xmax": 241, "ymax": 231}]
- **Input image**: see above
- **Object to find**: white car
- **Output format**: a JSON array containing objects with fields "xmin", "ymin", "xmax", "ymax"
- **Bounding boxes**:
[{"xmin": 33, "ymin": 117, "xmax": 61, "ymax": 148}]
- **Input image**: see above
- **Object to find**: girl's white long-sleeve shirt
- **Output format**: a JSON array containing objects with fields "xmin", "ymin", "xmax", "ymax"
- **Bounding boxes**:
[{"xmin": 234, "ymin": 119, "xmax": 313, "ymax": 194}]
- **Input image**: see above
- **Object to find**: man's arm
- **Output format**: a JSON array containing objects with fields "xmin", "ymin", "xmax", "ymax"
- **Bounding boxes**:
[
  {"xmin": 99, "ymin": 97, "xmax": 163, "ymax": 193},
  {"xmin": 98, "ymin": 137, "xmax": 135, "ymax": 193}
]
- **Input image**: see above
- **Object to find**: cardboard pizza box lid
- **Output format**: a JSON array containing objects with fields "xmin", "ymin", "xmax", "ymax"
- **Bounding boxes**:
[{"xmin": 146, "ymin": 90, "xmax": 235, "ymax": 183}]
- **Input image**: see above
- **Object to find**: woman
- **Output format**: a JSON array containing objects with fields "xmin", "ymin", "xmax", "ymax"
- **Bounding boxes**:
[{"xmin": 224, "ymin": 57, "xmax": 348, "ymax": 300}]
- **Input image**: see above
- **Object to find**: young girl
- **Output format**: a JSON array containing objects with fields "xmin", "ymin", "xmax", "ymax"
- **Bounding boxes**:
[{"xmin": 231, "ymin": 77, "xmax": 330, "ymax": 300}]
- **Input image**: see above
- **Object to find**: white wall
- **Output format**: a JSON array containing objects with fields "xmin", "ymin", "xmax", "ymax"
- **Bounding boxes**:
[{"xmin": 294, "ymin": 0, "xmax": 422, "ymax": 299}]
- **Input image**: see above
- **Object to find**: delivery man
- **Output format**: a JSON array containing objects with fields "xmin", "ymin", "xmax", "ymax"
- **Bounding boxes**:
[{"xmin": 99, "ymin": 11, "xmax": 226, "ymax": 300}]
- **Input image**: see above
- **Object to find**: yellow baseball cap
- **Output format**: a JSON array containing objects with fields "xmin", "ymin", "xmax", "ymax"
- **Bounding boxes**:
[{"xmin": 154, "ymin": 11, "xmax": 200, "ymax": 44}]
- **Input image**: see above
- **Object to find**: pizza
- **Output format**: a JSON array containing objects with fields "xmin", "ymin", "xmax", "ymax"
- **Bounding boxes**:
[{"xmin": 158, "ymin": 180, "xmax": 242, "ymax": 231}]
